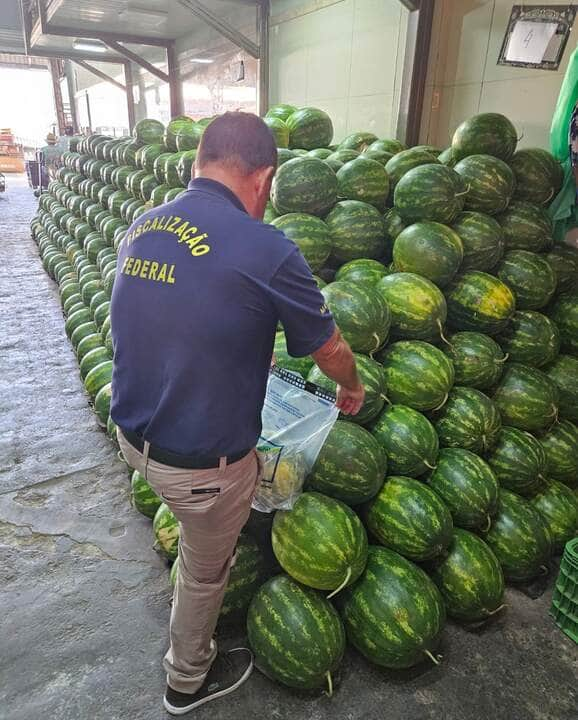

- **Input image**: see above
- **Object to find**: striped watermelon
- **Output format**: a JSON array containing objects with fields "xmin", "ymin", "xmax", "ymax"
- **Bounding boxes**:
[
  {"xmin": 76, "ymin": 334, "xmax": 106, "ymax": 364},
  {"xmin": 443, "ymin": 332, "xmax": 506, "ymax": 389},
  {"xmin": 495, "ymin": 201, "xmax": 553, "ymax": 252},
  {"xmin": 271, "ymin": 157, "xmax": 337, "ymax": 217},
  {"xmin": 131, "ymin": 470, "xmax": 162, "ymax": 519},
  {"xmin": 540, "ymin": 420, "xmax": 578, "ymax": 488},
  {"xmin": 277, "ymin": 148, "xmax": 296, "ymax": 167},
  {"xmin": 433, "ymin": 386, "xmax": 502, "ymax": 453},
  {"xmin": 334, "ymin": 258, "xmax": 388, "ymax": 285},
  {"xmin": 71, "ymin": 321, "xmax": 98, "ymax": 350},
  {"xmin": 271, "ymin": 213, "xmax": 331, "ymax": 272},
  {"xmin": 273, "ymin": 332, "xmax": 314, "ymax": 379},
  {"xmin": 394, "ymin": 164, "xmax": 464, "ymax": 224},
  {"xmin": 544, "ymin": 355, "xmax": 578, "ymax": 423},
  {"xmin": 454, "ymin": 155, "xmax": 515, "ymax": 214},
  {"xmin": 247, "ymin": 574, "xmax": 345, "ymax": 692},
  {"xmin": 94, "ymin": 382, "xmax": 112, "ymax": 426},
  {"xmin": 392, "ymin": 221, "xmax": 463, "ymax": 288},
  {"xmin": 263, "ymin": 201, "xmax": 279, "ymax": 224},
  {"xmin": 446, "ymin": 271, "xmax": 515, "ymax": 335},
  {"xmin": 271, "ymin": 492, "xmax": 368, "ymax": 594},
  {"xmin": 438, "ymin": 147, "xmax": 457, "ymax": 167},
  {"xmin": 383, "ymin": 208, "xmax": 406, "ymax": 242},
  {"xmin": 385, "ymin": 148, "xmax": 439, "ymax": 191},
  {"xmin": 321, "ymin": 281, "xmax": 391, "ymax": 354},
  {"xmin": 427, "ymin": 448, "xmax": 499, "ymax": 530},
  {"xmin": 376, "ymin": 272, "xmax": 447, "ymax": 341},
  {"xmin": 153, "ymin": 503, "xmax": 179, "ymax": 560},
  {"xmin": 327, "ymin": 149, "xmax": 359, "ymax": 165},
  {"xmin": 485, "ymin": 426, "xmax": 547, "ymax": 497},
  {"xmin": 325, "ymin": 200, "xmax": 386, "ymax": 263},
  {"xmin": 492, "ymin": 363, "xmax": 559, "ymax": 432},
  {"xmin": 496, "ymin": 250, "xmax": 557, "ymax": 310},
  {"xmin": 286, "ymin": 107, "xmax": 333, "ymax": 150},
  {"xmin": 308, "ymin": 148, "xmax": 333, "ymax": 159},
  {"xmin": 366, "ymin": 476, "xmax": 453, "ymax": 561},
  {"xmin": 308, "ymin": 353, "xmax": 387, "ymax": 426},
  {"xmin": 84, "ymin": 360, "xmax": 113, "ymax": 399},
  {"xmin": 510, "ymin": 148, "xmax": 563, "ymax": 205},
  {"xmin": 545, "ymin": 246, "xmax": 578, "ymax": 294},
  {"xmin": 340, "ymin": 546, "xmax": 445, "ymax": 669},
  {"xmin": 308, "ymin": 421, "xmax": 387, "ymax": 505},
  {"xmin": 547, "ymin": 293, "xmax": 578, "ymax": 355},
  {"xmin": 65, "ymin": 307, "xmax": 92, "ymax": 338},
  {"xmin": 264, "ymin": 116, "xmax": 289, "ymax": 148},
  {"xmin": 369, "ymin": 139, "xmax": 406, "ymax": 154},
  {"xmin": 452, "ymin": 113, "xmax": 517, "ymax": 161},
  {"xmin": 380, "ymin": 340, "xmax": 455, "ymax": 411},
  {"xmin": 336, "ymin": 157, "xmax": 390, "ymax": 209},
  {"xmin": 339, "ymin": 132, "xmax": 378, "ymax": 152},
  {"xmin": 362, "ymin": 149, "xmax": 393, "ymax": 165},
  {"xmin": 530, "ymin": 480, "xmax": 578, "ymax": 553},
  {"xmin": 429, "ymin": 529, "xmax": 505, "ymax": 622},
  {"xmin": 483, "ymin": 489, "xmax": 551, "ymax": 581},
  {"xmin": 497, "ymin": 310, "xmax": 560, "ymax": 367},
  {"xmin": 266, "ymin": 104, "xmax": 297, "ymax": 122},
  {"xmin": 133, "ymin": 118, "xmax": 165, "ymax": 146}
]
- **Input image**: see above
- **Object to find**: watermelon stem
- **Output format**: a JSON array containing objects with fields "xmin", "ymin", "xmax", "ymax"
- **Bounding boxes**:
[
  {"xmin": 539, "ymin": 564, "xmax": 549, "ymax": 577},
  {"xmin": 369, "ymin": 332, "xmax": 381, "ymax": 357},
  {"xmin": 423, "ymin": 460, "xmax": 437, "ymax": 471},
  {"xmin": 482, "ymin": 514, "xmax": 492, "ymax": 533},
  {"xmin": 543, "ymin": 187, "xmax": 555, "ymax": 205},
  {"xmin": 327, "ymin": 566, "xmax": 352, "ymax": 600},
  {"xmin": 455, "ymin": 184, "xmax": 470, "ymax": 198},
  {"xmin": 496, "ymin": 353, "xmax": 509, "ymax": 364},
  {"xmin": 432, "ymin": 393, "xmax": 449, "ymax": 412},
  {"xmin": 437, "ymin": 320, "xmax": 451, "ymax": 347},
  {"xmin": 487, "ymin": 603, "xmax": 507, "ymax": 617},
  {"xmin": 380, "ymin": 393, "xmax": 392, "ymax": 405},
  {"xmin": 325, "ymin": 670, "xmax": 334, "ymax": 698},
  {"xmin": 424, "ymin": 649, "xmax": 442, "ymax": 666}
]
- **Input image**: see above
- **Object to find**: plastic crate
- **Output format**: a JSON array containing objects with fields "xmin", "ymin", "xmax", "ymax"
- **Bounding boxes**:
[{"xmin": 550, "ymin": 537, "xmax": 578, "ymax": 645}]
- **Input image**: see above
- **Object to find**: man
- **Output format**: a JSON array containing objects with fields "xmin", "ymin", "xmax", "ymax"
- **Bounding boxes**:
[{"xmin": 110, "ymin": 112, "xmax": 364, "ymax": 715}]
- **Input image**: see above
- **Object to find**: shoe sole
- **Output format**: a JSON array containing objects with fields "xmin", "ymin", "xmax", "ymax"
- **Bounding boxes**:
[{"xmin": 163, "ymin": 651, "xmax": 254, "ymax": 716}]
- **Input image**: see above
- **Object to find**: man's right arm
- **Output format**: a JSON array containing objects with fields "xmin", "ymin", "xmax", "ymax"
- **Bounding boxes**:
[{"xmin": 312, "ymin": 328, "xmax": 365, "ymax": 416}]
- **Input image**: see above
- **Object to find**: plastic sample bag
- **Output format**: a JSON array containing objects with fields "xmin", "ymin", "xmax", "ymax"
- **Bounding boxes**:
[{"xmin": 252, "ymin": 366, "xmax": 339, "ymax": 513}]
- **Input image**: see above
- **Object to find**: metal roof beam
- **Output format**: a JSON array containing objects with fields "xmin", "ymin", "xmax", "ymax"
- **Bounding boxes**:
[
  {"xmin": 72, "ymin": 59, "xmax": 126, "ymax": 92},
  {"xmin": 103, "ymin": 40, "xmax": 169, "ymax": 83},
  {"xmin": 37, "ymin": 23, "xmax": 171, "ymax": 48}
]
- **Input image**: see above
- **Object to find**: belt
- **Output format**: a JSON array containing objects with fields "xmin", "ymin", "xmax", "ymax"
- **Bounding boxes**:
[{"xmin": 121, "ymin": 429, "xmax": 251, "ymax": 470}]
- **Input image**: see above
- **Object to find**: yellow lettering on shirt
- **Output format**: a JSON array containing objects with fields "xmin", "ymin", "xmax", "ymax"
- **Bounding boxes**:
[
  {"xmin": 121, "ymin": 256, "xmax": 131, "ymax": 272},
  {"xmin": 157, "ymin": 263, "xmax": 167, "ymax": 282},
  {"xmin": 149, "ymin": 261, "xmax": 159, "ymax": 280},
  {"xmin": 151, "ymin": 217, "xmax": 159, "ymax": 231},
  {"xmin": 191, "ymin": 245, "xmax": 210, "ymax": 257},
  {"xmin": 131, "ymin": 259, "xmax": 142, "ymax": 276},
  {"xmin": 181, "ymin": 226, "xmax": 198, "ymax": 243},
  {"xmin": 135, "ymin": 225, "xmax": 143, "ymax": 238},
  {"xmin": 167, "ymin": 264, "xmax": 176, "ymax": 284},
  {"xmin": 139, "ymin": 260, "xmax": 150, "ymax": 278},
  {"xmin": 168, "ymin": 216, "xmax": 181, "ymax": 232},
  {"xmin": 124, "ymin": 256, "xmax": 135, "ymax": 274},
  {"xmin": 174, "ymin": 221, "xmax": 189, "ymax": 240},
  {"xmin": 142, "ymin": 219, "xmax": 151, "ymax": 232}
]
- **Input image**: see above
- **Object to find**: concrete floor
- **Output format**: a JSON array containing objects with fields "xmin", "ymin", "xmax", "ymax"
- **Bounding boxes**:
[{"xmin": 0, "ymin": 174, "xmax": 577, "ymax": 720}]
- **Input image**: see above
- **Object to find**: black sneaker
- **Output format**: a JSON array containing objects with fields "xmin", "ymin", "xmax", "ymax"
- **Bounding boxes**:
[{"xmin": 163, "ymin": 648, "xmax": 253, "ymax": 715}]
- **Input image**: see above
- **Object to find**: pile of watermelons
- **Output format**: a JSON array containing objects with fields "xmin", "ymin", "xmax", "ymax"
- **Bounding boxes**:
[{"xmin": 30, "ymin": 105, "xmax": 578, "ymax": 695}]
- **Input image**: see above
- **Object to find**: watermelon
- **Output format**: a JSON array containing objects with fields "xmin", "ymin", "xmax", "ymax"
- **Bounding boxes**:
[
  {"xmin": 308, "ymin": 421, "xmax": 387, "ymax": 505},
  {"xmin": 271, "ymin": 492, "xmax": 368, "ymax": 594},
  {"xmin": 94, "ymin": 382, "xmax": 111, "ymax": 425},
  {"xmin": 84, "ymin": 359, "xmax": 113, "ymax": 400},
  {"xmin": 383, "ymin": 208, "xmax": 406, "ymax": 241},
  {"xmin": 438, "ymin": 147, "xmax": 458, "ymax": 167},
  {"xmin": 394, "ymin": 164, "xmax": 464, "ymax": 224},
  {"xmin": 175, "ymin": 123, "xmax": 203, "ymax": 152},
  {"xmin": 65, "ymin": 307, "xmax": 92, "ymax": 338},
  {"xmin": 76, "ymin": 334, "xmax": 105, "ymax": 364},
  {"xmin": 264, "ymin": 116, "xmax": 289, "ymax": 148},
  {"xmin": 429, "ymin": 529, "xmax": 505, "ymax": 622},
  {"xmin": 136, "ymin": 144, "xmax": 166, "ymax": 173},
  {"xmin": 271, "ymin": 213, "xmax": 331, "ymax": 272},
  {"xmin": 530, "ymin": 480, "xmax": 578, "ymax": 553},
  {"xmin": 164, "ymin": 117, "xmax": 194, "ymax": 152},
  {"xmin": 336, "ymin": 158, "xmax": 389, "ymax": 209},
  {"xmin": 263, "ymin": 201, "xmax": 279, "ymax": 224},
  {"xmin": 340, "ymin": 546, "xmax": 445, "ymax": 669},
  {"xmin": 266, "ymin": 104, "xmax": 298, "ymax": 121},
  {"xmin": 540, "ymin": 420, "xmax": 578, "ymax": 488},
  {"xmin": 334, "ymin": 258, "xmax": 388, "ymax": 285},
  {"xmin": 247, "ymin": 574, "xmax": 345, "ymax": 692},
  {"xmin": 130, "ymin": 470, "xmax": 162, "ymax": 519},
  {"xmin": 497, "ymin": 310, "xmax": 560, "ymax": 367},
  {"xmin": 510, "ymin": 148, "xmax": 563, "ymax": 205},
  {"xmin": 321, "ymin": 281, "xmax": 390, "ymax": 354},
  {"xmin": 361, "ymin": 149, "xmax": 393, "ymax": 165},
  {"xmin": 371, "ymin": 404, "xmax": 439, "ymax": 477},
  {"xmin": 369, "ymin": 139, "xmax": 406, "ymax": 154},
  {"xmin": 453, "ymin": 155, "xmax": 515, "ymax": 214},
  {"xmin": 152, "ymin": 153, "xmax": 172, "ymax": 185},
  {"xmin": 177, "ymin": 150, "xmax": 196, "ymax": 186},
  {"xmin": 327, "ymin": 149, "xmax": 359, "ymax": 166},
  {"xmin": 492, "ymin": 363, "xmax": 559, "ymax": 432},
  {"xmin": 286, "ymin": 107, "xmax": 333, "ymax": 150},
  {"xmin": 486, "ymin": 426, "xmax": 547, "ymax": 497},
  {"xmin": 271, "ymin": 157, "xmax": 337, "ymax": 217},
  {"xmin": 366, "ymin": 476, "xmax": 453, "ymax": 561},
  {"xmin": 79, "ymin": 346, "xmax": 110, "ymax": 380},
  {"xmin": 496, "ymin": 250, "xmax": 557, "ymax": 310},
  {"xmin": 452, "ymin": 113, "xmax": 517, "ymax": 161},
  {"xmin": 428, "ymin": 448, "xmax": 499, "ymax": 531},
  {"xmin": 376, "ymin": 272, "xmax": 447, "ymax": 341},
  {"xmin": 339, "ymin": 132, "xmax": 378, "ymax": 152},
  {"xmin": 484, "ymin": 489, "xmax": 551, "ymax": 581},
  {"xmin": 379, "ymin": 340, "xmax": 454, "ymax": 411},
  {"xmin": 153, "ymin": 503, "xmax": 179, "ymax": 560},
  {"xmin": 495, "ymin": 201, "xmax": 553, "ymax": 252},
  {"xmin": 446, "ymin": 271, "xmax": 516, "ymax": 335},
  {"xmin": 544, "ymin": 355, "xmax": 578, "ymax": 423},
  {"xmin": 273, "ymin": 332, "xmax": 314, "ymax": 379},
  {"xmin": 71, "ymin": 321, "xmax": 98, "ymax": 350},
  {"xmin": 443, "ymin": 331, "xmax": 506, "ymax": 389},
  {"xmin": 308, "ymin": 148, "xmax": 333, "ymax": 159},
  {"xmin": 324, "ymin": 200, "xmax": 386, "ymax": 263},
  {"xmin": 385, "ymin": 148, "xmax": 439, "ymax": 191},
  {"xmin": 545, "ymin": 246, "xmax": 578, "ymax": 294},
  {"xmin": 133, "ymin": 118, "xmax": 165, "ymax": 146},
  {"xmin": 547, "ymin": 293, "xmax": 578, "ymax": 355},
  {"xmin": 392, "ymin": 221, "xmax": 463, "ymax": 287},
  {"xmin": 434, "ymin": 386, "xmax": 502, "ymax": 453}
]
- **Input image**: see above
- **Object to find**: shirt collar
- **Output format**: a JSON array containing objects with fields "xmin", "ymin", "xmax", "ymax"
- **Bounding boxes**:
[{"xmin": 187, "ymin": 177, "xmax": 247, "ymax": 214}]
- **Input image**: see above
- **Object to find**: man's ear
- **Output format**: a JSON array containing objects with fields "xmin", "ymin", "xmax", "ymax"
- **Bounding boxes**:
[{"xmin": 255, "ymin": 165, "xmax": 275, "ymax": 195}]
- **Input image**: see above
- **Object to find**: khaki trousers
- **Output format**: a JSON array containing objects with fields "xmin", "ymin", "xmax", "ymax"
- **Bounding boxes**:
[{"xmin": 118, "ymin": 430, "xmax": 260, "ymax": 694}]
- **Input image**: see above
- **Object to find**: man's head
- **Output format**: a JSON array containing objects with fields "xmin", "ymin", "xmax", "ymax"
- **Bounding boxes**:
[{"xmin": 195, "ymin": 112, "xmax": 277, "ymax": 219}]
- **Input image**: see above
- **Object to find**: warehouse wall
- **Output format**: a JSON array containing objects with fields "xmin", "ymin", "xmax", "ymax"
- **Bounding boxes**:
[
  {"xmin": 420, "ymin": 0, "xmax": 578, "ymax": 150},
  {"xmin": 269, "ymin": 0, "xmax": 410, "ymax": 142}
]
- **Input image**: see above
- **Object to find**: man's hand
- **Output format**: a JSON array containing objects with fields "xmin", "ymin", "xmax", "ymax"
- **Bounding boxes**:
[{"xmin": 336, "ymin": 382, "xmax": 365, "ymax": 415}]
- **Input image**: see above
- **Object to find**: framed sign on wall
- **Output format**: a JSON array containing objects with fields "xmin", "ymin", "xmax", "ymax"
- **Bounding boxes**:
[{"xmin": 498, "ymin": 4, "xmax": 577, "ymax": 70}]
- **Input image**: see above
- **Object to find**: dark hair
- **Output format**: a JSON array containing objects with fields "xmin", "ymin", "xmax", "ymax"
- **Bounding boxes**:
[{"xmin": 196, "ymin": 111, "xmax": 277, "ymax": 174}]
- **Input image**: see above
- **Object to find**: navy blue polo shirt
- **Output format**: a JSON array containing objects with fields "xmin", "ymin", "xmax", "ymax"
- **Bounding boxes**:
[{"xmin": 110, "ymin": 177, "xmax": 335, "ymax": 457}]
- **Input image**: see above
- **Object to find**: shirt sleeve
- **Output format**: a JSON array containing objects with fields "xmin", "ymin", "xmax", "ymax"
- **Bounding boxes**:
[{"xmin": 269, "ymin": 248, "xmax": 335, "ymax": 357}]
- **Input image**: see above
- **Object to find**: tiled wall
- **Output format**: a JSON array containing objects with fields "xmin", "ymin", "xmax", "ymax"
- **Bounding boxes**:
[
  {"xmin": 269, "ymin": 0, "xmax": 409, "ymax": 142},
  {"xmin": 420, "ymin": 0, "xmax": 578, "ymax": 150}
]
